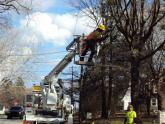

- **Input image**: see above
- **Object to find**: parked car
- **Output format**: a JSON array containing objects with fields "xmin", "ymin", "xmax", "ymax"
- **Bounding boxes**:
[{"xmin": 6, "ymin": 106, "xmax": 24, "ymax": 119}]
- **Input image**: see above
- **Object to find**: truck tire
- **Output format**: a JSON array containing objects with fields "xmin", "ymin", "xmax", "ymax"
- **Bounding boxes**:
[{"xmin": 7, "ymin": 115, "xmax": 11, "ymax": 119}]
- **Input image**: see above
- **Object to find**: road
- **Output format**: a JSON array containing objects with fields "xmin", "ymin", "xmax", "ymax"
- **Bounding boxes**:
[{"xmin": 0, "ymin": 118, "xmax": 23, "ymax": 124}]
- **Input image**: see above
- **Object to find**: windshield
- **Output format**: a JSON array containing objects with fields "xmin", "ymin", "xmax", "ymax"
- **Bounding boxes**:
[
  {"xmin": 10, "ymin": 107, "xmax": 22, "ymax": 110},
  {"xmin": 26, "ymin": 94, "xmax": 33, "ymax": 102}
]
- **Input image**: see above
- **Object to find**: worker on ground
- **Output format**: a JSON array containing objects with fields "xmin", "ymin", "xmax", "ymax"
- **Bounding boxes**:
[
  {"xmin": 124, "ymin": 105, "xmax": 137, "ymax": 124},
  {"xmin": 78, "ymin": 24, "xmax": 108, "ymax": 64}
]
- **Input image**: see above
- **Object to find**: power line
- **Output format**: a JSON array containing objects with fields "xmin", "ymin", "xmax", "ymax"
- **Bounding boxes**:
[
  {"xmin": 8, "ymin": 51, "xmax": 66, "ymax": 56},
  {"xmin": 0, "ymin": 70, "xmax": 50, "ymax": 73},
  {"xmin": 72, "ymin": 13, "xmax": 80, "ymax": 36},
  {"xmin": 32, "ymin": 61, "xmax": 60, "ymax": 64}
]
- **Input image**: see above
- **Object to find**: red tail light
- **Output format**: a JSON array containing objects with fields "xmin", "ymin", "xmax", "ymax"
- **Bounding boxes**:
[
  {"xmin": 23, "ymin": 121, "xmax": 32, "ymax": 124},
  {"xmin": 26, "ymin": 103, "xmax": 32, "ymax": 107}
]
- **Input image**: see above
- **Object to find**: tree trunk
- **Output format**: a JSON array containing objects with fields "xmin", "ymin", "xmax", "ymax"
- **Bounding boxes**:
[
  {"xmin": 110, "ymin": 94, "xmax": 116, "ymax": 116},
  {"xmin": 158, "ymin": 94, "xmax": 162, "ymax": 110},
  {"xmin": 158, "ymin": 91, "xmax": 165, "ymax": 110},
  {"xmin": 101, "ymin": 50, "xmax": 108, "ymax": 118},
  {"xmin": 107, "ymin": 67, "xmax": 113, "ymax": 118},
  {"xmin": 101, "ymin": 78, "xmax": 107, "ymax": 118},
  {"xmin": 130, "ymin": 58, "xmax": 140, "ymax": 113},
  {"xmin": 107, "ymin": 38, "xmax": 113, "ymax": 118},
  {"xmin": 146, "ymin": 96, "xmax": 151, "ymax": 115}
]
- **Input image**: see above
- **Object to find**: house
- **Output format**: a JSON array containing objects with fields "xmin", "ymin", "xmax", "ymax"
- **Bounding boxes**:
[
  {"xmin": 122, "ymin": 83, "xmax": 159, "ymax": 112},
  {"xmin": 122, "ymin": 87, "xmax": 131, "ymax": 110}
]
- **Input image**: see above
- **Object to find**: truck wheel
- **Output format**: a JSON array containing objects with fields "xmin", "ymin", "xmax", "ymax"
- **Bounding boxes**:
[
  {"xmin": 7, "ymin": 116, "xmax": 11, "ymax": 119},
  {"xmin": 20, "ymin": 116, "xmax": 23, "ymax": 119}
]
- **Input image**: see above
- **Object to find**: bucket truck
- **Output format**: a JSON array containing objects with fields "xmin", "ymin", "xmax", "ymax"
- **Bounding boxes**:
[{"xmin": 23, "ymin": 37, "xmax": 80, "ymax": 124}]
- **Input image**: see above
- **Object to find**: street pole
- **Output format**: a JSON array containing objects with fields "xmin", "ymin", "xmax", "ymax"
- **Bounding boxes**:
[
  {"xmin": 79, "ymin": 65, "xmax": 83, "ymax": 124},
  {"xmin": 71, "ymin": 66, "xmax": 74, "ymax": 106}
]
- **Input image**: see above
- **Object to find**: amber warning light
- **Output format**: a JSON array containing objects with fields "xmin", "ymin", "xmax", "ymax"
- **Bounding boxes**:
[{"xmin": 32, "ymin": 85, "xmax": 41, "ymax": 92}]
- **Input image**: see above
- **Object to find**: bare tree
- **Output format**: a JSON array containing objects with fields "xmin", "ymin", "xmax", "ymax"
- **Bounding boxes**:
[
  {"xmin": 0, "ymin": 77, "xmax": 25, "ymax": 107},
  {"xmin": 107, "ymin": 0, "xmax": 165, "ymax": 113},
  {"xmin": 71, "ymin": 0, "xmax": 165, "ymax": 119},
  {"xmin": 70, "ymin": 0, "xmax": 104, "ymax": 26},
  {"xmin": 0, "ymin": 0, "xmax": 39, "ymax": 85},
  {"xmin": 0, "ymin": 27, "xmax": 38, "ymax": 84},
  {"xmin": 0, "ymin": 0, "xmax": 32, "ymax": 30}
]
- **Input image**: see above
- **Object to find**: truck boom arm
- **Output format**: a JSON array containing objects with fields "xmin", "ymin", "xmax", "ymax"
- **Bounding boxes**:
[{"xmin": 46, "ymin": 50, "xmax": 75, "ymax": 81}]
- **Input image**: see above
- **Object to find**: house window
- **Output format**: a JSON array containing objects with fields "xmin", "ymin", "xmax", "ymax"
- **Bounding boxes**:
[
  {"xmin": 153, "ymin": 85, "xmax": 157, "ymax": 93},
  {"xmin": 151, "ymin": 98, "xmax": 157, "ymax": 106}
]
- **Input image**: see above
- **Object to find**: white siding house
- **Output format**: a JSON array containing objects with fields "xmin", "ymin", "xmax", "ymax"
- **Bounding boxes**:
[{"xmin": 122, "ymin": 87, "xmax": 131, "ymax": 110}]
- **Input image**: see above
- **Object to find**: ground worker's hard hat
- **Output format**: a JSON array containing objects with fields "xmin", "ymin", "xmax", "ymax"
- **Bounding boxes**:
[{"xmin": 98, "ymin": 24, "xmax": 106, "ymax": 31}]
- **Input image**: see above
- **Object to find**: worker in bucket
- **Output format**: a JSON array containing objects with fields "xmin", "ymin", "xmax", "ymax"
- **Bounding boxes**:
[{"xmin": 78, "ymin": 24, "xmax": 109, "ymax": 64}]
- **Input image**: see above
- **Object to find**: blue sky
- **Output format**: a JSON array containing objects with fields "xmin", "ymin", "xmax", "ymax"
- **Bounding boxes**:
[{"xmin": 11, "ymin": 0, "xmax": 95, "ymax": 87}]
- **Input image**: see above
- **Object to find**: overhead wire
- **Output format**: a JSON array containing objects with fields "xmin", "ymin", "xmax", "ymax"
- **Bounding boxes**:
[
  {"xmin": 72, "ymin": 12, "xmax": 80, "ymax": 37},
  {"xmin": 7, "ymin": 50, "xmax": 66, "ymax": 56},
  {"xmin": 67, "ymin": 12, "xmax": 81, "ymax": 46},
  {"xmin": 32, "ymin": 60, "xmax": 60, "ymax": 64},
  {"xmin": 0, "ymin": 69, "xmax": 50, "ymax": 72}
]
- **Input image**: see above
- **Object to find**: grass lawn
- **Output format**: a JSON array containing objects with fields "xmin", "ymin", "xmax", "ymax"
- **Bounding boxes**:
[{"xmin": 82, "ymin": 117, "xmax": 158, "ymax": 124}]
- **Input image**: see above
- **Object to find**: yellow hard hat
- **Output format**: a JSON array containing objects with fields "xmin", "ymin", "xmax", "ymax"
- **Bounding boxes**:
[{"xmin": 98, "ymin": 24, "xmax": 106, "ymax": 31}]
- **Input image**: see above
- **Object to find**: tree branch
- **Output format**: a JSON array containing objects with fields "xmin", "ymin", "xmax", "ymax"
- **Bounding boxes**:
[{"xmin": 140, "ymin": 39, "xmax": 165, "ymax": 61}]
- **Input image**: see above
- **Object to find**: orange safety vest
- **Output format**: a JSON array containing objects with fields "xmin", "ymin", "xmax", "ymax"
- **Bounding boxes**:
[{"xmin": 86, "ymin": 30, "xmax": 102, "ymax": 41}]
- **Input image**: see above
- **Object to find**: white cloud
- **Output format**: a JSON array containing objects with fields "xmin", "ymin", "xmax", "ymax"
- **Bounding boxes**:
[{"xmin": 20, "ymin": 12, "xmax": 95, "ymax": 47}]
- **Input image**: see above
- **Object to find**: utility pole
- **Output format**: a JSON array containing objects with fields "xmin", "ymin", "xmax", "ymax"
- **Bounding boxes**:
[
  {"xmin": 71, "ymin": 66, "xmax": 74, "ymax": 106},
  {"xmin": 78, "ymin": 65, "xmax": 84, "ymax": 124}
]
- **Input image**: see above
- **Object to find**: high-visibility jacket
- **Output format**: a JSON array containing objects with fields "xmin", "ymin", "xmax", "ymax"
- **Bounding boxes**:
[{"xmin": 125, "ymin": 110, "xmax": 136, "ymax": 124}]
